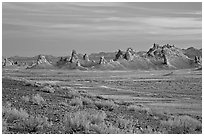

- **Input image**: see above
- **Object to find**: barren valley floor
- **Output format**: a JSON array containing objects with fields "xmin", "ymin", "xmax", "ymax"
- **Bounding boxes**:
[{"xmin": 2, "ymin": 68, "xmax": 202, "ymax": 134}]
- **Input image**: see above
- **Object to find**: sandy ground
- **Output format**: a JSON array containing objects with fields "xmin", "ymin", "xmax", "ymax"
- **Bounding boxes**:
[{"xmin": 3, "ymin": 68, "xmax": 202, "ymax": 117}]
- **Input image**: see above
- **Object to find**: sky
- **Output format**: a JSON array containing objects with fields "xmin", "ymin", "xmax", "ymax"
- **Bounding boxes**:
[{"xmin": 2, "ymin": 2, "xmax": 202, "ymax": 57}]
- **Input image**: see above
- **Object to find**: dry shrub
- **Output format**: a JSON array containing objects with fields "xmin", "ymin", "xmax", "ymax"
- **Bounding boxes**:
[
  {"xmin": 3, "ymin": 106, "xmax": 29, "ymax": 123},
  {"xmin": 81, "ymin": 97, "xmax": 93, "ymax": 106},
  {"xmin": 22, "ymin": 94, "xmax": 46, "ymax": 105},
  {"xmin": 65, "ymin": 90, "xmax": 80, "ymax": 99},
  {"xmin": 90, "ymin": 123, "xmax": 123, "ymax": 134},
  {"xmin": 63, "ymin": 110, "xmax": 107, "ymax": 134},
  {"xmin": 39, "ymin": 86, "xmax": 55, "ymax": 93},
  {"xmin": 115, "ymin": 118, "xmax": 135, "ymax": 131},
  {"xmin": 2, "ymin": 118, "xmax": 9, "ymax": 134},
  {"xmin": 13, "ymin": 115, "xmax": 51, "ymax": 133},
  {"xmin": 94, "ymin": 100, "xmax": 118, "ymax": 111},
  {"xmin": 24, "ymin": 80, "xmax": 41, "ymax": 87},
  {"xmin": 59, "ymin": 101, "xmax": 69, "ymax": 107},
  {"xmin": 127, "ymin": 104, "xmax": 152, "ymax": 114},
  {"xmin": 70, "ymin": 97, "xmax": 83, "ymax": 107},
  {"xmin": 63, "ymin": 110, "xmax": 91, "ymax": 133},
  {"xmin": 22, "ymin": 95, "xmax": 30, "ymax": 103},
  {"xmin": 2, "ymin": 103, "xmax": 51, "ymax": 133},
  {"xmin": 63, "ymin": 109, "xmax": 131, "ymax": 134},
  {"xmin": 161, "ymin": 115, "xmax": 202, "ymax": 133},
  {"xmin": 31, "ymin": 94, "xmax": 46, "ymax": 105}
]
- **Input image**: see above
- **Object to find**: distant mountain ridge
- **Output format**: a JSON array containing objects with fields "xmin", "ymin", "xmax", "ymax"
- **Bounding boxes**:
[{"xmin": 182, "ymin": 47, "xmax": 202, "ymax": 59}]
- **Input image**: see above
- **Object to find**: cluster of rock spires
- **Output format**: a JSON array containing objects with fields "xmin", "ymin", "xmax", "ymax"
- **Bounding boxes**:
[
  {"xmin": 3, "ymin": 44, "xmax": 202, "ymax": 70},
  {"xmin": 114, "ymin": 48, "xmax": 135, "ymax": 61},
  {"xmin": 2, "ymin": 58, "xmax": 13, "ymax": 67},
  {"xmin": 26, "ymin": 55, "xmax": 53, "ymax": 69}
]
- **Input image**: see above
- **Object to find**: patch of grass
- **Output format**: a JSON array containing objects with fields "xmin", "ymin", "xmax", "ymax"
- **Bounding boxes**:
[
  {"xmin": 66, "ymin": 90, "xmax": 80, "ymax": 99},
  {"xmin": 81, "ymin": 97, "xmax": 93, "ymax": 106},
  {"xmin": 2, "ymin": 102, "xmax": 52, "ymax": 133},
  {"xmin": 3, "ymin": 105, "xmax": 29, "ymax": 123},
  {"xmin": 63, "ymin": 110, "xmax": 91, "ymax": 133},
  {"xmin": 115, "ymin": 118, "xmax": 135, "ymax": 131},
  {"xmin": 90, "ymin": 110, "xmax": 107, "ymax": 125},
  {"xmin": 39, "ymin": 86, "xmax": 55, "ymax": 93},
  {"xmin": 12, "ymin": 115, "xmax": 51, "ymax": 133},
  {"xmin": 161, "ymin": 115, "xmax": 202, "ymax": 134},
  {"xmin": 63, "ymin": 109, "xmax": 129, "ymax": 134},
  {"xmin": 63, "ymin": 110, "xmax": 110, "ymax": 134},
  {"xmin": 31, "ymin": 94, "xmax": 46, "ymax": 105},
  {"xmin": 70, "ymin": 97, "xmax": 83, "ymax": 107},
  {"xmin": 90, "ymin": 122, "xmax": 123, "ymax": 134},
  {"xmin": 59, "ymin": 101, "xmax": 69, "ymax": 107},
  {"xmin": 94, "ymin": 100, "xmax": 118, "ymax": 111},
  {"xmin": 24, "ymin": 80, "xmax": 41, "ymax": 87},
  {"xmin": 2, "ymin": 118, "xmax": 9, "ymax": 134},
  {"xmin": 127, "ymin": 104, "xmax": 152, "ymax": 114},
  {"xmin": 22, "ymin": 95, "xmax": 30, "ymax": 103}
]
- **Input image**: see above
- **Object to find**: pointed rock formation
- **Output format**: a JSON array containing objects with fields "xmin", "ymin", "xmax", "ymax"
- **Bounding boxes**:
[
  {"xmin": 2, "ymin": 58, "xmax": 13, "ymax": 67},
  {"xmin": 27, "ymin": 55, "xmax": 54, "ymax": 69},
  {"xmin": 99, "ymin": 56, "xmax": 107, "ymax": 64},
  {"xmin": 83, "ymin": 54, "xmax": 90, "ymax": 61},
  {"xmin": 114, "ymin": 49, "xmax": 124, "ymax": 61},
  {"xmin": 194, "ymin": 56, "xmax": 202, "ymax": 64},
  {"xmin": 69, "ymin": 49, "xmax": 78, "ymax": 63},
  {"xmin": 76, "ymin": 60, "xmax": 81, "ymax": 67},
  {"xmin": 36, "ymin": 55, "xmax": 51, "ymax": 65},
  {"xmin": 124, "ymin": 48, "xmax": 135, "ymax": 61}
]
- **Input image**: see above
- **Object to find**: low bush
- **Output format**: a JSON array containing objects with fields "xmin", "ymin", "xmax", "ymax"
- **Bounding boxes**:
[
  {"xmin": 24, "ymin": 80, "xmax": 41, "ymax": 87},
  {"xmin": 2, "ymin": 103, "xmax": 51, "ymax": 133},
  {"xmin": 70, "ymin": 97, "xmax": 83, "ymax": 107},
  {"xmin": 13, "ymin": 115, "xmax": 51, "ymax": 133},
  {"xmin": 3, "ymin": 106, "xmax": 29, "ymax": 123},
  {"xmin": 63, "ymin": 109, "xmax": 133, "ymax": 134},
  {"xmin": 90, "ymin": 122, "xmax": 123, "ymax": 134},
  {"xmin": 59, "ymin": 101, "xmax": 69, "ymax": 107},
  {"xmin": 22, "ymin": 95, "xmax": 30, "ymax": 103},
  {"xmin": 63, "ymin": 110, "xmax": 108, "ymax": 133},
  {"xmin": 127, "ymin": 104, "xmax": 152, "ymax": 114},
  {"xmin": 94, "ymin": 100, "xmax": 118, "ymax": 111},
  {"xmin": 161, "ymin": 115, "xmax": 202, "ymax": 133},
  {"xmin": 81, "ymin": 97, "xmax": 93, "ymax": 106},
  {"xmin": 63, "ymin": 110, "xmax": 91, "ymax": 133},
  {"xmin": 31, "ymin": 94, "xmax": 46, "ymax": 105},
  {"xmin": 22, "ymin": 94, "xmax": 46, "ymax": 105},
  {"xmin": 65, "ymin": 90, "xmax": 80, "ymax": 99},
  {"xmin": 2, "ymin": 118, "xmax": 9, "ymax": 134},
  {"xmin": 39, "ymin": 86, "xmax": 55, "ymax": 93}
]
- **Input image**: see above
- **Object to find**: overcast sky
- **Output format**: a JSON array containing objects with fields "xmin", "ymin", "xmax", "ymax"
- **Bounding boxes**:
[{"xmin": 2, "ymin": 2, "xmax": 202, "ymax": 57}]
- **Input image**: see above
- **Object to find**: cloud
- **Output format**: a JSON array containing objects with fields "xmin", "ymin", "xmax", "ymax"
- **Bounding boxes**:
[
  {"xmin": 68, "ymin": 2, "xmax": 123, "ymax": 7},
  {"xmin": 142, "ymin": 17, "xmax": 201, "ymax": 28}
]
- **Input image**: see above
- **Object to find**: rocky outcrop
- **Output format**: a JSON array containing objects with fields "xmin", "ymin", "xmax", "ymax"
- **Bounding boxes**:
[
  {"xmin": 76, "ymin": 60, "xmax": 81, "ymax": 67},
  {"xmin": 114, "ymin": 48, "xmax": 135, "ymax": 61},
  {"xmin": 22, "ymin": 44, "xmax": 201, "ymax": 70},
  {"xmin": 2, "ymin": 58, "xmax": 13, "ymax": 67},
  {"xmin": 124, "ymin": 48, "xmax": 135, "ymax": 61},
  {"xmin": 194, "ymin": 56, "xmax": 201, "ymax": 64},
  {"xmin": 69, "ymin": 50, "xmax": 78, "ymax": 63},
  {"xmin": 36, "ymin": 55, "xmax": 51, "ymax": 65},
  {"xmin": 114, "ymin": 49, "xmax": 124, "ymax": 61},
  {"xmin": 99, "ymin": 56, "xmax": 107, "ymax": 64},
  {"xmin": 27, "ymin": 55, "xmax": 54, "ymax": 69},
  {"xmin": 83, "ymin": 54, "xmax": 90, "ymax": 61}
]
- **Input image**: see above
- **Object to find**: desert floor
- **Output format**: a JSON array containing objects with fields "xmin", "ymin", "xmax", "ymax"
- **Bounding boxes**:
[{"xmin": 2, "ymin": 68, "xmax": 202, "ymax": 134}]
